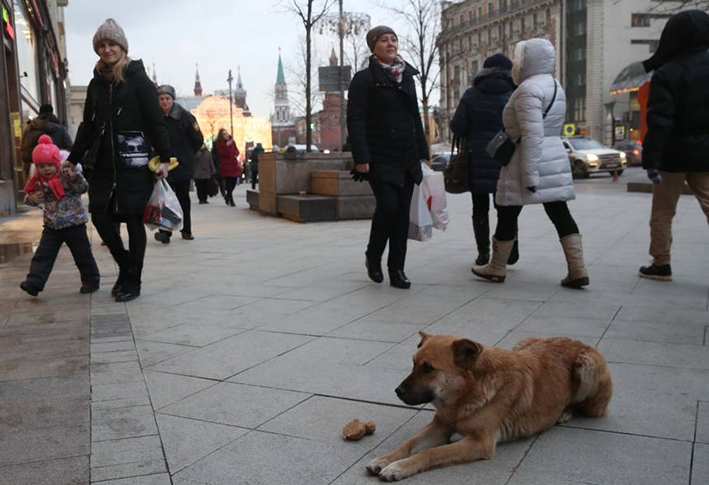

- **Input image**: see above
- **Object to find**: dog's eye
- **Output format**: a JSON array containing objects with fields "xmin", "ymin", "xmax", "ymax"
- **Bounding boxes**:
[{"xmin": 421, "ymin": 362, "xmax": 434, "ymax": 374}]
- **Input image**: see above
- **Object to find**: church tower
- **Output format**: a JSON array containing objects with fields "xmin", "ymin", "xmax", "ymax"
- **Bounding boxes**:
[
  {"xmin": 194, "ymin": 63, "xmax": 203, "ymax": 97},
  {"xmin": 271, "ymin": 49, "xmax": 295, "ymax": 147},
  {"xmin": 234, "ymin": 67, "xmax": 251, "ymax": 117}
]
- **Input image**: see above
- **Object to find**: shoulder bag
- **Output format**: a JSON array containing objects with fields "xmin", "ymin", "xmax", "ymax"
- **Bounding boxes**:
[
  {"xmin": 443, "ymin": 136, "xmax": 469, "ymax": 194},
  {"xmin": 486, "ymin": 80, "xmax": 558, "ymax": 167}
]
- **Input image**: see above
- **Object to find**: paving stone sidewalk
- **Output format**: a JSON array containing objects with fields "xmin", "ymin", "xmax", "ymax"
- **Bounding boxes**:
[{"xmin": 1, "ymin": 168, "xmax": 708, "ymax": 485}]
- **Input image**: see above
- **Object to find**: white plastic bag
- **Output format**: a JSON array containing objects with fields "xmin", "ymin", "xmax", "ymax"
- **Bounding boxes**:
[
  {"xmin": 143, "ymin": 179, "xmax": 183, "ymax": 232},
  {"xmin": 422, "ymin": 164, "xmax": 449, "ymax": 231},
  {"xmin": 408, "ymin": 181, "xmax": 434, "ymax": 242}
]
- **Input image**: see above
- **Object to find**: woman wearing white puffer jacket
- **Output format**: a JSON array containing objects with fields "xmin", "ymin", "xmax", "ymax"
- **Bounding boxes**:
[{"xmin": 473, "ymin": 38, "xmax": 589, "ymax": 288}]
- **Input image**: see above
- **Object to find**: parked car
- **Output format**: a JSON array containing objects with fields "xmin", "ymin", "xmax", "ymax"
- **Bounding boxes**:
[
  {"xmin": 285, "ymin": 143, "xmax": 320, "ymax": 153},
  {"xmin": 430, "ymin": 152, "xmax": 452, "ymax": 172},
  {"xmin": 613, "ymin": 139, "xmax": 643, "ymax": 166},
  {"xmin": 562, "ymin": 136, "xmax": 627, "ymax": 179}
]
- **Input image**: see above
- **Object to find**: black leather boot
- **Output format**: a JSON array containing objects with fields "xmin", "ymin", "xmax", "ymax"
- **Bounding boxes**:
[
  {"xmin": 365, "ymin": 257, "xmax": 384, "ymax": 283},
  {"xmin": 111, "ymin": 250, "xmax": 130, "ymax": 297},
  {"xmin": 508, "ymin": 238, "xmax": 519, "ymax": 265},
  {"xmin": 389, "ymin": 269, "xmax": 411, "ymax": 289},
  {"xmin": 472, "ymin": 214, "xmax": 490, "ymax": 266},
  {"xmin": 115, "ymin": 264, "xmax": 142, "ymax": 302}
]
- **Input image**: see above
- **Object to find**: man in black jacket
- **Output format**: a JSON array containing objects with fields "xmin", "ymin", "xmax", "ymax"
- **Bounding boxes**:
[
  {"xmin": 21, "ymin": 104, "xmax": 73, "ymax": 173},
  {"xmin": 639, "ymin": 10, "xmax": 709, "ymax": 281},
  {"xmin": 156, "ymin": 85, "xmax": 204, "ymax": 242}
]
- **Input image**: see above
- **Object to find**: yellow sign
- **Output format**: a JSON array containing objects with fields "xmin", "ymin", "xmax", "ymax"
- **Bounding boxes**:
[
  {"xmin": 615, "ymin": 126, "xmax": 626, "ymax": 138},
  {"xmin": 563, "ymin": 124, "xmax": 576, "ymax": 136},
  {"xmin": 11, "ymin": 112, "xmax": 21, "ymax": 138}
]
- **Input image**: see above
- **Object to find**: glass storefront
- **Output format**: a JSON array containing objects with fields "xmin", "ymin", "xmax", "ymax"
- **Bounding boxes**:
[{"xmin": 12, "ymin": 0, "xmax": 39, "ymax": 115}]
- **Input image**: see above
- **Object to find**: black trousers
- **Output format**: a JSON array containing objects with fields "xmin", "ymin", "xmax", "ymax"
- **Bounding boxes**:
[
  {"xmin": 251, "ymin": 170, "xmax": 258, "ymax": 190},
  {"xmin": 224, "ymin": 177, "xmax": 238, "ymax": 201},
  {"xmin": 25, "ymin": 224, "xmax": 100, "ymax": 291},
  {"xmin": 195, "ymin": 179, "xmax": 210, "ymax": 203},
  {"xmin": 495, "ymin": 201, "xmax": 579, "ymax": 241},
  {"xmin": 92, "ymin": 212, "xmax": 146, "ymax": 282},
  {"xmin": 367, "ymin": 179, "xmax": 415, "ymax": 271},
  {"xmin": 159, "ymin": 179, "xmax": 191, "ymax": 235}
]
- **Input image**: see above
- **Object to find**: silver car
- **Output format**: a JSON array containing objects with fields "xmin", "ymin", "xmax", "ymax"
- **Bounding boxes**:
[{"xmin": 562, "ymin": 136, "xmax": 627, "ymax": 179}]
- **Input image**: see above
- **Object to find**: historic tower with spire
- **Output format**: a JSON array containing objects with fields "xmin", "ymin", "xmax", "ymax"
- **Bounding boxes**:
[
  {"xmin": 271, "ymin": 50, "xmax": 295, "ymax": 146},
  {"xmin": 234, "ymin": 67, "xmax": 251, "ymax": 117},
  {"xmin": 194, "ymin": 63, "xmax": 203, "ymax": 97}
]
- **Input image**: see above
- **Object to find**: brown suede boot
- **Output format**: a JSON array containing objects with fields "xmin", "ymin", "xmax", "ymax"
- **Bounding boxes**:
[
  {"xmin": 472, "ymin": 237, "xmax": 515, "ymax": 283},
  {"xmin": 560, "ymin": 234, "xmax": 590, "ymax": 288}
]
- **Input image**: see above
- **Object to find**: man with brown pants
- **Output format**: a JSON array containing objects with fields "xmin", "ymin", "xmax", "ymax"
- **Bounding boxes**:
[{"xmin": 639, "ymin": 10, "xmax": 709, "ymax": 281}]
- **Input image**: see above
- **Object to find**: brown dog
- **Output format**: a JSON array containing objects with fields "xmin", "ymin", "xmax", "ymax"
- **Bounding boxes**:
[{"xmin": 366, "ymin": 332, "xmax": 612, "ymax": 481}]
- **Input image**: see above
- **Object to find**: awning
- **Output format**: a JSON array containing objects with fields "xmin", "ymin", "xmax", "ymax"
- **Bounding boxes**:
[{"xmin": 610, "ymin": 61, "xmax": 652, "ymax": 95}]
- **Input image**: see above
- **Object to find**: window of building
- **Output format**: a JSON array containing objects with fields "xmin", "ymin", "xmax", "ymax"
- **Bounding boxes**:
[
  {"xmin": 488, "ymin": 2, "xmax": 493, "ymax": 16},
  {"xmin": 546, "ymin": 8, "xmax": 551, "ymax": 26},
  {"xmin": 533, "ymin": 13, "xmax": 538, "ymax": 30},
  {"xmin": 521, "ymin": 16, "xmax": 526, "ymax": 33},
  {"xmin": 469, "ymin": 11, "xmax": 473, "ymax": 24},
  {"xmin": 13, "ymin": 0, "xmax": 40, "ymax": 111},
  {"xmin": 498, "ymin": 24, "xmax": 504, "ymax": 39},
  {"xmin": 478, "ymin": 6, "xmax": 483, "ymax": 18},
  {"xmin": 631, "ymin": 14, "xmax": 650, "ymax": 27},
  {"xmin": 478, "ymin": 32, "xmax": 482, "ymax": 45}
]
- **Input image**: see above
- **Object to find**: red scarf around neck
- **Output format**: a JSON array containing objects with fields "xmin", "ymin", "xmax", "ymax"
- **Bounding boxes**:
[{"xmin": 24, "ymin": 172, "xmax": 65, "ymax": 201}]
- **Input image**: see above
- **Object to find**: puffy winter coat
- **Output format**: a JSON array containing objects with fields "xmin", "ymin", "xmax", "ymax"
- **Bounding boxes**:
[
  {"xmin": 165, "ymin": 103, "xmax": 204, "ymax": 183},
  {"xmin": 347, "ymin": 56, "xmax": 429, "ymax": 186},
  {"xmin": 68, "ymin": 60, "xmax": 171, "ymax": 214},
  {"xmin": 193, "ymin": 146, "xmax": 216, "ymax": 180},
  {"xmin": 642, "ymin": 9, "xmax": 709, "ymax": 173},
  {"xmin": 496, "ymin": 39, "xmax": 574, "ymax": 207},
  {"xmin": 216, "ymin": 140, "xmax": 241, "ymax": 178},
  {"xmin": 450, "ymin": 68, "xmax": 515, "ymax": 194},
  {"xmin": 22, "ymin": 114, "xmax": 73, "ymax": 166}
]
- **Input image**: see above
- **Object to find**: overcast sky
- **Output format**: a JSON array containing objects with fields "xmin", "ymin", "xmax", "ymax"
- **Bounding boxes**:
[{"xmin": 65, "ymin": 0, "xmax": 413, "ymax": 118}]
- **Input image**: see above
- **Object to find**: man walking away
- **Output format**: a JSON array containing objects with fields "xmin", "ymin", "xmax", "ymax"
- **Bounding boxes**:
[
  {"xmin": 21, "ymin": 104, "xmax": 73, "ymax": 174},
  {"xmin": 250, "ymin": 143, "xmax": 264, "ymax": 190},
  {"xmin": 639, "ymin": 10, "xmax": 709, "ymax": 281},
  {"xmin": 156, "ymin": 85, "xmax": 204, "ymax": 243}
]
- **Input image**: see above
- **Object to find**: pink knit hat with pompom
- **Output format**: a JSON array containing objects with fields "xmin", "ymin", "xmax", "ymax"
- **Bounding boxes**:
[{"xmin": 32, "ymin": 135, "xmax": 61, "ymax": 167}]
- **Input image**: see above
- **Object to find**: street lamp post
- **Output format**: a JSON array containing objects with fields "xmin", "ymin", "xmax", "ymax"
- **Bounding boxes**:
[
  {"xmin": 338, "ymin": 0, "xmax": 345, "ymax": 151},
  {"xmin": 227, "ymin": 69, "xmax": 234, "ymax": 138}
]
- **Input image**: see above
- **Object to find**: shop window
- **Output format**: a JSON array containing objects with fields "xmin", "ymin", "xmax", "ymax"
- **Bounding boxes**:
[{"xmin": 12, "ymin": 0, "xmax": 40, "ymax": 108}]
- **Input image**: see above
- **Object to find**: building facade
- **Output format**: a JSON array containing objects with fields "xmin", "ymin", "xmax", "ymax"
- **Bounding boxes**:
[
  {"xmin": 0, "ymin": 0, "xmax": 69, "ymax": 216},
  {"xmin": 438, "ymin": 0, "xmax": 687, "ymax": 144}
]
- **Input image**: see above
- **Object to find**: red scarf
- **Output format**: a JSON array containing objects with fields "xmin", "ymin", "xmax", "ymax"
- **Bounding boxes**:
[{"xmin": 23, "ymin": 172, "xmax": 65, "ymax": 201}]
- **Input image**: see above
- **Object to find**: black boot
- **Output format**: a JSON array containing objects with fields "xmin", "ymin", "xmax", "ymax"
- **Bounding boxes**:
[
  {"xmin": 472, "ymin": 214, "xmax": 490, "ymax": 267},
  {"xmin": 154, "ymin": 231, "xmax": 171, "ymax": 244},
  {"xmin": 115, "ymin": 264, "xmax": 142, "ymax": 302},
  {"xmin": 508, "ymin": 238, "xmax": 519, "ymax": 265},
  {"xmin": 111, "ymin": 250, "xmax": 129, "ymax": 297},
  {"xmin": 365, "ymin": 257, "xmax": 384, "ymax": 283},
  {"xmin": 389, "ymin": 269, "xmax": 411, "ymax": 289}
]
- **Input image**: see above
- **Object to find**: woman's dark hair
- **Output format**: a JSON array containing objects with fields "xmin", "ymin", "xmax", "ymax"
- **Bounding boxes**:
[{"xmin": 216, "ymin": 128, "xmax": 229, "ymax": 143}]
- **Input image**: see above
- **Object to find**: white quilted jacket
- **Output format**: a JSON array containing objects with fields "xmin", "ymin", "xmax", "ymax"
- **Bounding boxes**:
[{"xmin": 495, "ymin": 39, "xmax": 575, "ymax": 206}]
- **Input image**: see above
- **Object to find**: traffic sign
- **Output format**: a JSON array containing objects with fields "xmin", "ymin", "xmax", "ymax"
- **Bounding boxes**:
[
  {"xmin": 563, "ymin": 124, "xmax": 576, "ymax": 136},
  {"xmin": 615, "ymin": 126, "xmax": 626, "ymax": 139}
]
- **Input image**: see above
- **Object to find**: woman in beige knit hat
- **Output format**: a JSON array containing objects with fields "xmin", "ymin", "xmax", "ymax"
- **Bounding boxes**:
[{"xmin": 67, "ymin": 18, "xmax": 172, "ymax": 302}]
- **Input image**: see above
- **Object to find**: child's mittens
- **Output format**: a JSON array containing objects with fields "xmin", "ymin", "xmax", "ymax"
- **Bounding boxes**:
[{"xmin": 343, "ymin": 419, "xmax": 376, "ymax": 441}]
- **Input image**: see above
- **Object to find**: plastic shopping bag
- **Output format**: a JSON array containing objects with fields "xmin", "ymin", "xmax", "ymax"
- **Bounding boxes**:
[
  {"xmin": 143, "ymin": 179, "xmax": 183, "ymax": 232},
  {"xmin": 422, "ymin": 164, "xmax": 449, "ymax": 231},
  {"xmin": 408, "ymin": 181, "xmax": 434, "ymax": 242}
]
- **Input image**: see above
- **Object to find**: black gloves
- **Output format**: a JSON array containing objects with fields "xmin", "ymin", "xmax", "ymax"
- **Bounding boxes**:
[{"xmin": 350, "ymin": 168, "xmax": 369, "ymax": 182}]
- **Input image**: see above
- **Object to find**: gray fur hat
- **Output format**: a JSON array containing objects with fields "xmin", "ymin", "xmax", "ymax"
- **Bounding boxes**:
[
  {"xmin": 157, "ymin": 85, "xmax": 176, "ymax": 99},
  {"xmin": 93, "ymin": 19, "xmax": 129, "ymax": 55}
]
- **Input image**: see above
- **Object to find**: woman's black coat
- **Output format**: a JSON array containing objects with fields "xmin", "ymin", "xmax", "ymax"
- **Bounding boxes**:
[
  {"xmin": 165, "ymin": 103, "xmax": 204, "ymax": 183},
  {"xmin": 449, "ymin": 68, "xmax": 515, "ymax": 194},
  {"xmin": 68, "ymin": 60, "xmax": 171, "ymax": 214},
  {"xmin": 347, "ymin": 56, "xmax": 429, "ymax": 186},
  {"xmin": 642, "ymin": 9, "xmax": 709, "ymax": 173}
]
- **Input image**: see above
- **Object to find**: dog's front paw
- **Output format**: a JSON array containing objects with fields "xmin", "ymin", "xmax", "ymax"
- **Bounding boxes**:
[
  {"xmin": 379, "ymin": 461, "xmax": 412, "ymax": 482},
  {"xmin": 366, "ymin": 456, "xmax": 393, "ymax": 476}
]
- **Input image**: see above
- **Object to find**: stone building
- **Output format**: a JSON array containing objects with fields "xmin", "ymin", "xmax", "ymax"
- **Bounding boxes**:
[
  {"xmin": 0, "ymin": 0, "xmax": 70, "ymax": 215},
  {"xmin": 438, "ymin": 0, "xmax": 689, "ymax": 144}
]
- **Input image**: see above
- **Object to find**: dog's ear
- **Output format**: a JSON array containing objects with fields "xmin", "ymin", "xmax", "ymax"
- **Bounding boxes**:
[
  {"xmin": 452, "ymin": 339, "xmax": 483, "ymax": 369},
  {"xmin": 417, "ymin": 331, "xmax": 431, "ymax": 348}
]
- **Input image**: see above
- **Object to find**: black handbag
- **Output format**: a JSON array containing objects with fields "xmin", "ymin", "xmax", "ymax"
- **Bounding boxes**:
[
  {"xmin": 443, "ymin": 137, "xmax": 469, "ymax": 194},
  {"xmin": 79, "ymin": 122, "xmax": 106, "ymax": 172},
  {"xmin": 486, "ymin": 80, "xmax": 558, "ymax": 167}
]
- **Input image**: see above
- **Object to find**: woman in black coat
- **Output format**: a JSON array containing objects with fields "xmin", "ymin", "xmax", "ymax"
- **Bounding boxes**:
[
  {"xmin": 347, "ymin": 26, "xmax": 430, "ymax": 289},
  {"xmin": 68, "ymin": 19, "xmax": 172, "ymax": 302},
  {"xmin": 450, "ymin": 53, "xmax": 517, "ymax": 267}
]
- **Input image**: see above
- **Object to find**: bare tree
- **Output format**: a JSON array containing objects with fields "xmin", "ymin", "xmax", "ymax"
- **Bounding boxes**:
[
  {"xmin": 279, "ymin": 0, "xmax": 335, "ymax": 152},
  {"xmin": 285, "ymin": 36, "xmax": 324, "ymax": 121},
  {"xmin": 645, "ymin": 0, "xmax": 709, "ymax": 13},
  {"xmin": 378, "ymin": 0, "xmax": 442, "ymax": 145}
]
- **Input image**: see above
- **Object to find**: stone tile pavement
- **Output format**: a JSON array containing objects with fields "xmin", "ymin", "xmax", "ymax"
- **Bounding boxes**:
[{"xmin": 1, "ymin": 167, "xmax": 708, "ymax": 485}]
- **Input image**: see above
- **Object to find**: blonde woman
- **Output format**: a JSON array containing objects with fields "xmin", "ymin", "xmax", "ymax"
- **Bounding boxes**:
[{"xmin": 67, "ymin": 19, "xmax": 172, "ymax": 302}]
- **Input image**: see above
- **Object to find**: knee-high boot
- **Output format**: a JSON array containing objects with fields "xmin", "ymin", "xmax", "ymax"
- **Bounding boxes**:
[
  {"xmin": 560, "ymin": 234, "xmax": 590, "ymax": 288},
  {"xmin": 472, "ymin": 237, "xmax": 515, "ymax": 283},
  {"xmin": 472, "ymin": 214, "xmax": 490, "ymax": 266}
]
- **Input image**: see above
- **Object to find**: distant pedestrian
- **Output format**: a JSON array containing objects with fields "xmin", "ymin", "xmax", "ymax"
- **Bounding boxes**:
[
  {"xmin": 638, "ymin": 10, "xmax": 709, "ymax": 281},
  {"xmin": 155, "ymin": 84, "xmax": 204, "ymax": 243},
  {"xmin": 250, "ymin": 142, "xmax": 264, "ymax": 190},
  {"xmin": 20, "ymin": 135, "xmax": 100, "ymax": 297},
  {"xmin": 194, "ymin": 145, "xmax": 216, "ymax": 204},
  {"xmin": 473, "ymin": 39, "xmax": 589, "ymax": 288},
  {"xmin": 21, "ymin": 104, "xmax": 73, "ymax": 174},
  {"xmin": 67, "ymin": 18, "xmax": 172, "ymax": 302},
  {"xmin": 215, "ymin": 128, "xmax": 241, "ymax": 207},
  {"xmin": 347, "ymin": 25, "xmax": 430, "ymax": 289},
  {"xmin": 211, "ymin": 139, "xmax": 227, "ymax": 198},
  {"xmin": 450, "ymin": 53, "xmax": 518, "ymax": 268}
]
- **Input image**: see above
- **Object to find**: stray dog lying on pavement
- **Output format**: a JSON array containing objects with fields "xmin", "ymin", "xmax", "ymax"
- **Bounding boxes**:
[{"xmin": 366, "ymin": 332, "xmax": 613, "ymax": 481}]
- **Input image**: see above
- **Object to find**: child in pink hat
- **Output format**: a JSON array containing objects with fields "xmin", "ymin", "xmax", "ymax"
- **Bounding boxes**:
[{"xmin": 20, "ymin": 135, "xmax": 100, "ymax": 296}]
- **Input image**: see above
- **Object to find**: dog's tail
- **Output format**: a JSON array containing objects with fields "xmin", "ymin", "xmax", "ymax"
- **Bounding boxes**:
[{"xmin": 572, "ymin": 348, "xmax": 613, "ymax": 418}]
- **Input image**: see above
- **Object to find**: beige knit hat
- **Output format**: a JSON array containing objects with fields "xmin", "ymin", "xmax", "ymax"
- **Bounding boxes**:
[
  {"xmin": 366, "ymin": 25, "xmax": 397, "ymax": 52},
  {"xmin": 93, "ymin": 19, "xmax": 129, "ymax": 55}
]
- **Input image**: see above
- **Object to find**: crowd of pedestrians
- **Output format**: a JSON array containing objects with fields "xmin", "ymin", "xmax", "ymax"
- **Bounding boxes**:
[{"xmin": 16, "ymin": 11, "xmax": 709, "ymax": 302}]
